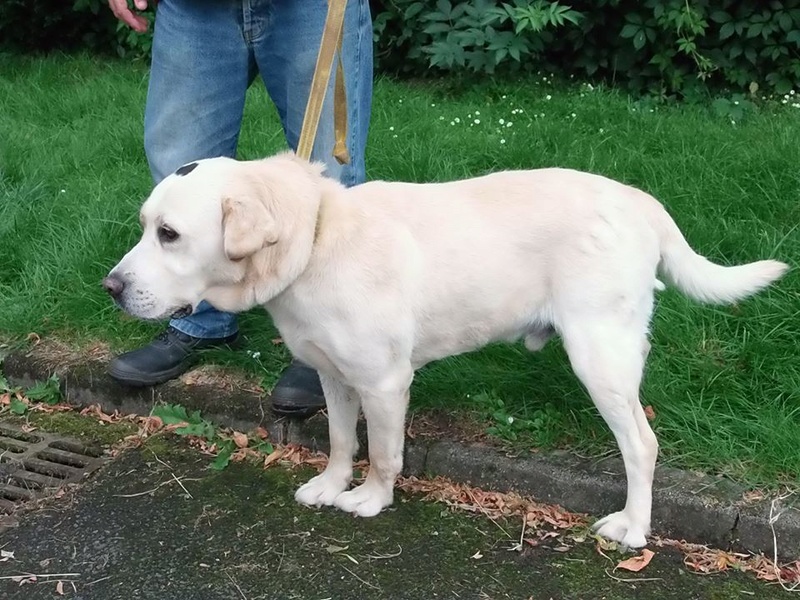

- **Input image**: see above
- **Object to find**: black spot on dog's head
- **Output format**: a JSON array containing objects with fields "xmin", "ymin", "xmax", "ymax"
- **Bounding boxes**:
[{"xmin": 175, "ymin": 162, "xmax": 199, "ymax": 176}]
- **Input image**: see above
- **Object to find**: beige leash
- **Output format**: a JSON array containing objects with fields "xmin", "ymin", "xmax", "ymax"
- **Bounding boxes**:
[{"xmin": 296, "ymin": 0, "xmax": 350, "ymax": 165}]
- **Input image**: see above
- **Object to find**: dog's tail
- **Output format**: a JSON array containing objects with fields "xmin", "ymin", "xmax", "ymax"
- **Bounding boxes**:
[{"xmin": 647, "ymin": 202, "xmax": 788, "ymax": 304}]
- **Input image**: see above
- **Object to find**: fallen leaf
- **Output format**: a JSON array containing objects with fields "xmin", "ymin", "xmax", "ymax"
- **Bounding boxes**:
[
  {"xmin": 616, "ymin": 548, "xmax": 655, "ymax": 572},
  {"xmin": 255, "ymin": 426, "xmax": 269, "ymax": 440},
  {"xmin": 643, "ymin": 405, "xmax": 656, "ymax": 421},
  {"xmin": 56, "ymin": 580, "xmax": 64, "ymax": 595},
  {"xmin": 742, "ymin": 489, "xmax": 766, "ymax": 503},
  {"xmin": 232, "ymin": 432, "xmax": 248, "ymax": 448},
  {"xmin": 326, "ymin": 544, "xmax": 349, "ymax": 554},
  {"xmin": 0, "ymin": 550, "xmax": 14, "ymax": 561},
  {"xmin": 263, "ymin": 448, "xmax": 286, "ymax": 468},
  {"xmin": 271, "ymin": 337, "xmax": 283, "ymax": 345},
  {"xmin": 471, "ymin": 551, "xmax": 483, "ymax": 559}
]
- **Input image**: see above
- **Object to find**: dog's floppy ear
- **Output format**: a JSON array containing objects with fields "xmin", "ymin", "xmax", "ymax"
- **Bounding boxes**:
[{"xmin": 221, "ymin": 195, "xmax": 279, "ymax": 261}]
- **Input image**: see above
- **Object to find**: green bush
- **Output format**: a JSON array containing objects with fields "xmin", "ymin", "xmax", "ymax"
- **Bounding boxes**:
[
  {"xmin": 373, "ymin": 0, "xmax": 800, "ymax": 96},
  {"xmin": 0, "ymin": 0, "xmax": 152, "ymax": 59},
  {"xmin": 3, "ymin": 0, "xmax": 798, "ymax": 96}
]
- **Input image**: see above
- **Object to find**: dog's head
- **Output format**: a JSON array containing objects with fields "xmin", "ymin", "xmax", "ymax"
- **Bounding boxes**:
[{"xmin": 104, "ymin": 153, "xmax": 327, "ymax": 321}]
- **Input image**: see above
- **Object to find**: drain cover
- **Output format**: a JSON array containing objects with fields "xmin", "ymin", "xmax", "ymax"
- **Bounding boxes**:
[{"xmin": 0, "ymin": 423, "xmax": 106, "ymax": 513}]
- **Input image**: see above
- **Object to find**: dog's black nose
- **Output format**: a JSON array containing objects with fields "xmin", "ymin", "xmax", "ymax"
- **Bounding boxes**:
[{"xmin": 102, "ymin": 275, "xmax": 125, "ymax": 299}]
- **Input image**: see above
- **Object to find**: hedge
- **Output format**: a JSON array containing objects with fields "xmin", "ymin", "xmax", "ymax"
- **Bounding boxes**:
[{"xmin": 2, "ymin": 0, "xmax": 799, "ymax": 96}]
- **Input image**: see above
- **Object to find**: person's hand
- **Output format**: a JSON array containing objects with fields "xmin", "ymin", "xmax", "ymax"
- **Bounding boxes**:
[{"xmin": 108, "ymin": 0, "xmax": 156, "ymax": 33}]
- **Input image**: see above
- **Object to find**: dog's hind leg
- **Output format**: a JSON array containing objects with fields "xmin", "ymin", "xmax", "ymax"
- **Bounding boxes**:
[
  {"xmin": 295, "ymin": 374, "xmax": 360, "ymax": 508},
  {"xmin": 559, "ymin": 316, "xmax": 658, "ymax": 548},
  {"xmin": 333, "ymin": 366, "xmax": 413, "ymax": 517}
]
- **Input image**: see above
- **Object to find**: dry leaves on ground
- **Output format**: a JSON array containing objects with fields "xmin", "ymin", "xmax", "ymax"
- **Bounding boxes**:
[
  {"xmin": 32, "ymin": 402, "xmax": 800, "ymax": 589},
  {"xmin": 658, "ymin": 538, "xmax": 800, "ymax": 587},
  {"xmin": 616, "ymin": 549, "xmax": 655, "ymax": 572}
]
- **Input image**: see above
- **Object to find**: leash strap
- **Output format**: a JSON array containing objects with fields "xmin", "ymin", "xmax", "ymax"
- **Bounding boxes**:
[{"xmin": 296, "ymin": 0, "xmax": 350, "ymax": 165}]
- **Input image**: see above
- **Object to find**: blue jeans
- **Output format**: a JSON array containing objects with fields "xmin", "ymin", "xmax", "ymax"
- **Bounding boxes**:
[{"xmin": 144, "ymin": 0, "xmax": 373, "ymax": 339}]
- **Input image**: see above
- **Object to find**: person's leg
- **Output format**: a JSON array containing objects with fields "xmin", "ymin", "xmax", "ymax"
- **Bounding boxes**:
[
  {"xmin": 253, "ymin": 0, "xmax": 372, "ymax": 186},
  {"xmin": 110, "ymin": 0, "xmax": 253, "ymax": 387},
  {"xmin": 249, "ymin": 0, "xmax": 373, "ymax": 415}
]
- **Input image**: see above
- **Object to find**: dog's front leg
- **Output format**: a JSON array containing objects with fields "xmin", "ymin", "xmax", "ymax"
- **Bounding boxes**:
[
  {"xmin": 294, "ymin": 374, "xmax": 359, "ymax": 507},
  {"xmin": 333, "ymin": 370, "xmax": 412, "ymax": 517}
]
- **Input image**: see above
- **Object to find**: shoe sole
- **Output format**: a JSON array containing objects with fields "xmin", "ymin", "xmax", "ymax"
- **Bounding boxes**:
[{"xmin": 108, "ymin": 362, "xmax": 190, "ymax": 387}]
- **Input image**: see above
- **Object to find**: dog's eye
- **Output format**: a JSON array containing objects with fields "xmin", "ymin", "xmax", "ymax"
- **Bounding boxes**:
[{"xmin": 158, "ymin": 225, "xmax": 179, "ymax": 243}]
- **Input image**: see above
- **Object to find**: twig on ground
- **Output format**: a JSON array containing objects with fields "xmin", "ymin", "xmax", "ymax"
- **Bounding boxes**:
[
  {"xmin": 226, "ymin": 572, "xmax": 248, "ymax": 600},
  {"xmin": 0, "ymin": 572, "xmax": 80, "ymax": 580},
  {"xmin": 340, "ymin": 565, "xmax": 380, "ymax": 591},
  {"xmin": 113, "ymin": 477, "xmax": 200, "ymax": 498},
  {"xmin": 464, "ymin": 487, "xmax": 511, "ymax": 539},
  {"xmin": 769, "ymin": 490, "xmax": 800, "ymax": 592},
  {"xmin": 603, "ymin": 569, "xmax": 663, "ymax": 583},
  {"xmin": 366, "ymin": 545, "xmax": 403, "ymax": 560},
  {"xmin": 171, "ymin": 472, "xmax": 193, "ymax": 499}
]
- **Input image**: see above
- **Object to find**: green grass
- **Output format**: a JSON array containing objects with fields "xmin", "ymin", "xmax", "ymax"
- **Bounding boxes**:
[{"xmin": 1, "ymin": 53, "xmax": 798, "ymax": 488}]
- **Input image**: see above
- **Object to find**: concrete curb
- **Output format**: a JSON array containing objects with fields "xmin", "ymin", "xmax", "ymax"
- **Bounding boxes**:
[{"xmin": 4, "ymin": 347, "xmax": 800, "ymax": 559}]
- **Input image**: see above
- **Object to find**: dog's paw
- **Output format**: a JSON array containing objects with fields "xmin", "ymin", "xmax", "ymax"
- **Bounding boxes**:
[
  {"xmin": 294, "ymin": 471, "xmax": 351, "ymax": 508},
  {"xmin": 593, "ymin": 511, "xmax": 649, "ymax": 548},
  {"xmin": 333, "ymin": 482, "xmax": 393, "ymax": 517}
]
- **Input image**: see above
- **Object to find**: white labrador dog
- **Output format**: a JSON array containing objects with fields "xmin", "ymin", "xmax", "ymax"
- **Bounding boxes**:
[{"xmin": 105, "ymin": 153, "xmax": 787, "ymax": 547}]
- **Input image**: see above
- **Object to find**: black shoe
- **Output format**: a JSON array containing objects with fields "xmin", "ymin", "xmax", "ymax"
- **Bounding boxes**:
[
  {"xmin": 108, "ymin": 326, "xmax": 238, "ymax": 387},
  {"xmin": 270, "ymin": 359, "xmax": 326, "ymax": 419}
]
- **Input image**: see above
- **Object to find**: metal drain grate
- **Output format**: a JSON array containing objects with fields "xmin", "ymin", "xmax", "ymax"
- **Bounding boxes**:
[{"xmin": 0, "ymin": 423, "xmax": 106, "ymax": 513}]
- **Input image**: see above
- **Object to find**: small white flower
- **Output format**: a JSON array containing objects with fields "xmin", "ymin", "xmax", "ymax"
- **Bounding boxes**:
[
  {"xmin": 450, "ymin": 121, "xmax": 455, "ymax": 125},
  {"xmin": 500, "ymin": 139, "xmax": 506, "ymax": 144},
  {"xmin": 791, "ymin": 90, "xmax": 796, "ymax": 95},
  {"xmin": 507, "ymin": 416, "xmax": 514, "ymax": 424},
  {"xmin": 545, "ymin": 95, "xmax": 552, "ymax": 100},
  {"xmin": 499, "ymin": 118, "xmax": 505, "ymax": 124},
  {"xmin": 502, "ymin": 94, "xmax": 507, "ymax": 99},
  {"xmin": 571, "ymin": 113, "xmax": 576, "ymax": 118},
  {"xmin": 474, "ymin": 119, "xmax": 480, "ymax": 124},
  {"xmin": 431, "ymin": 103, "xmax": 436, "ymax": 107},
  {"xmin": 506, "ymin": 122, "xmax": 512, "ymax": 127},
  {"xmin": 439, "ymin": 116, "xmax": 445, "ymax": 120},
  {"xmin": 731, "ymin": 120, "xmax": 736, "ymax": 125},
  {"xmin": 389, "ymin": 126, "xmax": 394, "ymax": 131},
  {"xmin": 393, "ymin": 134, "xmax": 398, "ymax": 138},
  {"xmin": 60, "ymin": 189, "xmax": 66, "ymax": 193},
  {"xmin": 782, "ymin": 99, "xmax": 789, "ymax": 104},
  {"xmin": 454, "ymin": 117, "xmax": 460, "ymax": 123},
  {"xmin": 398, "ymin": 99, "xmax": 403, "ymax": 103},
  {"xmin": 733, "ymin": 101, "xmax": 739, "ymax": 105},
  {"xmin": 475, "ymin": 110, "xmax": 480, "ymax": 115},
  {"xmin": 599, "ymin": 127, "xmax": 604, "ymax": 133}
]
